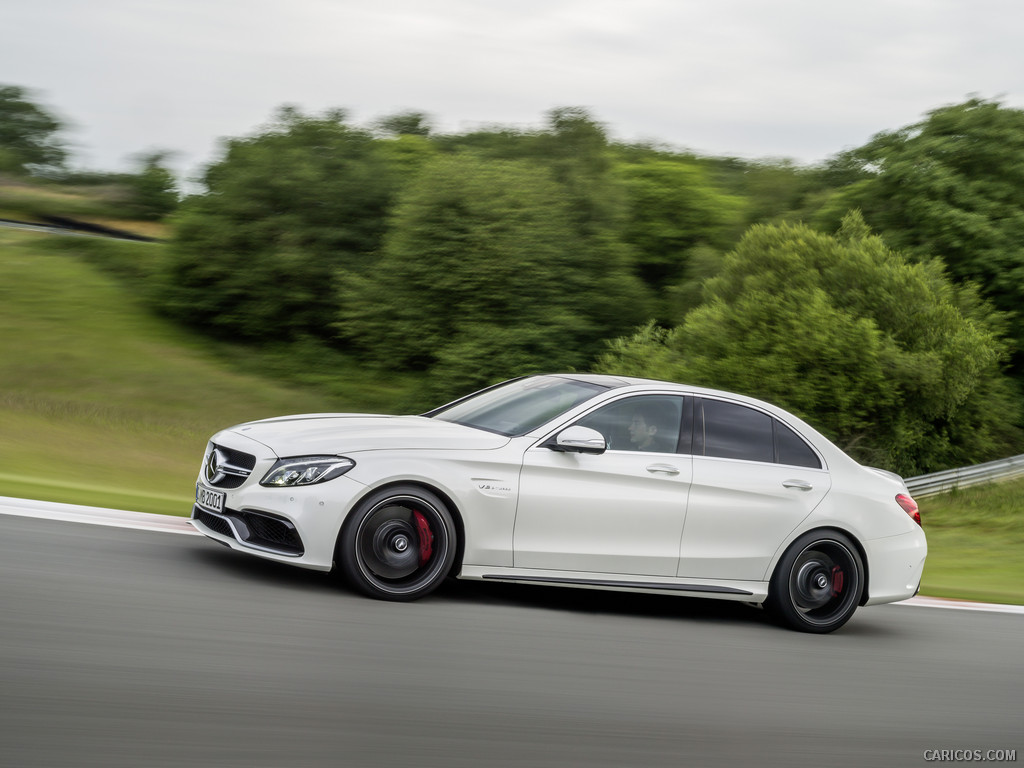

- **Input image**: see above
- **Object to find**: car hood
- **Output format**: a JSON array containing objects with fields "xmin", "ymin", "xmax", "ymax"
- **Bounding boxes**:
[{"xmin": 225, "ymin": 414, "xmax": 511, "ymax": 456}]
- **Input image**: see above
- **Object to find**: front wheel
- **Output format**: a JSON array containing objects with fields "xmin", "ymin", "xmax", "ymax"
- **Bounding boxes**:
[
  {"xmin": 338, "ymin": 486, "xmax": 456, "ymax": 601},
  {"xmin": 767, "ymin": 531, "xmax": 864, "ymax": 633}
]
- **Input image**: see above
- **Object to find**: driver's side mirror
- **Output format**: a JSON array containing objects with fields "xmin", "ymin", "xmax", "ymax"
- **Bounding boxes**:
[{"xmin": 546, "ymin": 426, "xmax": 607, "ymax": 455}]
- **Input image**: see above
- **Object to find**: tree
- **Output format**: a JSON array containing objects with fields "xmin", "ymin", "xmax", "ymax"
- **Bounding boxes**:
[
  {"xmin": 707, "ymin": 156, "xmax": 834, "ymax": 228},
  {"xmin": 373, "ymin": 111, "xmax": 433, "ymax": 137},
  {"xmin": 616, "ymin": 156, "xmax": 745, "ymax": 290},
  {"xmin": 339, "ymin": 154, "xmax": 651, "ymax": 405},
  {"xmin": 156, "ymin": 107, "xmax": 396, "ymax": 341},
  {"xmin": 814, "ymin": 98, "xmax": 1024, "ymax": 370},
  {"xmin": 0, "ymin": 84, "xmax": 67, "ymax": 174},
  {"xmin": 124, "ymin": 151, "xmax": 178, "ymax": 220},
  {"xmin": 597, "ymin": 214, "xmax": 1021, "ymax": 474}
]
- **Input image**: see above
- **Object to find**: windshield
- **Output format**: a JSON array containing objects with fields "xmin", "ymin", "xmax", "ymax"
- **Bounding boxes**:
[{"xmin": 429, "ymin": 376, "xmax": 610, "ymax": 436}]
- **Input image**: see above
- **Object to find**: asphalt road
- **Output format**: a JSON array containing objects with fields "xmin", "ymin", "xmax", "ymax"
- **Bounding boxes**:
[{"xmin": 1, "ymin": 514, "xmax": 1020, "ymax": 768}]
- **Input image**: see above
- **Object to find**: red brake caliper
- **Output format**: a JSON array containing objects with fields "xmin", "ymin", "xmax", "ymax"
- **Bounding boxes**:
[
  {"xmin": 413, "ymin": 510, "xmax": 433, "ymax": 566},
  {"xmin": 831, "ymin": 565, "xmax": 844, "ymax": 597}
]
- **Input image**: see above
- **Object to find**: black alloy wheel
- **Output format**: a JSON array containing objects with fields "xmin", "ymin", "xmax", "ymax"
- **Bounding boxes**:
[
  {"xmin": 768, "ymin": 530, "xmax": 864, "ymax": 633},
  {"xmin": 338, "ymin": 485, "xmax": 456, "ymax": 601}
]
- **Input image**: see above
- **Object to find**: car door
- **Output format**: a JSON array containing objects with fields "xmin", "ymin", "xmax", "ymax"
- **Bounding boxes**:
[
  {"xmin": 678, "ymin": 397, "xmax": 831, "ymax": 581},
  {"xmin": 514, "ymin": 394, "xmax": 692, "ymax": 577}
]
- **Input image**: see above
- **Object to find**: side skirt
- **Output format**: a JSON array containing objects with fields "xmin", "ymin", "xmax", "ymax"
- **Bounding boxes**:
[
  {"xmin": 457, "ymin": 565, "xmax": 768, "ymax": 603},
  {"xmin": 482, "ymin": 574, "xmax": 752, "ymax": 596}
]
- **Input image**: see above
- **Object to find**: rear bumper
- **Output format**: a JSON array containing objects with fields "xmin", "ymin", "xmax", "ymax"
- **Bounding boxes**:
[{"xmin": 862, "ymin": 527, "xmax": 928, "ymax": 606}]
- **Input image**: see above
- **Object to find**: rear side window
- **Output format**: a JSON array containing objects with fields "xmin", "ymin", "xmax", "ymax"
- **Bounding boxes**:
[
  {"xmin": 701, "ymin": 399, "xmax": 773, "ymax": 463},
  {"xmin": 697, "ymin": 399, "xmax": 822, "ymax": 469},
  {"xmin": 775, "ymin": 419, "xmax": 821, "ymax": 468}
]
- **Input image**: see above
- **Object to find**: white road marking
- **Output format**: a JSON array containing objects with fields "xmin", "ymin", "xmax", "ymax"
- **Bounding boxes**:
[
  {"xmin": 0, "ymin": 496, "xmax": 199, "ymax": 535},
  {"xmin": 2, "ymin": 496, "xmax": 1022, "ymax": 615},
  {"xmin": 898, "ymin": 595, "xmax": 1024, "ymax": 615}
]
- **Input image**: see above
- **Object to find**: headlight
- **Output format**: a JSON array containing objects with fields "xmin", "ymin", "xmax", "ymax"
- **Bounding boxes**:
[{"xmin": 260, "ymin": 456, "xmax": 356, "ymax": 487}]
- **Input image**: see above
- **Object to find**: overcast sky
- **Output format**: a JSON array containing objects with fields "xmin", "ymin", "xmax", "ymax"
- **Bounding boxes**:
[{"xmin": 4, "ymin": 0, "xmax": 1024, "ymax": 180}]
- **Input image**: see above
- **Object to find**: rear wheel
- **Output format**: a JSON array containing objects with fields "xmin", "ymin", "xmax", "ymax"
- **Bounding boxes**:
[
  {"xmin": 338, "ymin": 486, "xmax": 456, "ymax": 601},
  {"xmin": 768, "ymin": 531, "xmax": 863, "ymax": 633}
]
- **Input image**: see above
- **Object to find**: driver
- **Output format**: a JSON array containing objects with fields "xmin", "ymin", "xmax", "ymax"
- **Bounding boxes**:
[{"xmin": 628, "ymin": 404, "xmax": 661, "ymax": 451}]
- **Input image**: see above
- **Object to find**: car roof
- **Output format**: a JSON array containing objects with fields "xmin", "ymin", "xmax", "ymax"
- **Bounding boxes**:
[
  {"xmin": 548, "ymin": 372, "xmax": 715, "ymax": 395},
  {"xmin": 549, "ymin": 372, "xmax": 645, "ymax": 388},
  {"xmin": 546, "ymin": 373, "xmax": 790, "ymax": 410}
]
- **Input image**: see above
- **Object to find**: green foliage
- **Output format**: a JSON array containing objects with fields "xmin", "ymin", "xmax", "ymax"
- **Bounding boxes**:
[
  {"xmin": 338, "ymin": 108, "xmax": 654, "ymax": 405},
  {"xmin": 616, "ymin": 156, "xmax": 745, "ymax": 290},
  {"xmin": 816, "ymin": 98, "xmax": 1024, "ymax": 368},
  {"xmin": 340, "ymin": 154, "xmax": 650, "ymax": 404},
  {"xmin": 532, "ymin": 107, "xmax": 620, "ymax": 229},
  {"xmin": 706, "ymin": 156, "xmax": 833, "ymax": 228},
  {"xmin": 523, "ymin": 109, "xmax": 654, "ymax": 335},
  {"xmin": 124, "ymin": 151, "xmax": 178, "ymax": 220},
  {"xmin": 663, "ymin": 244, "xmax": 726, "ymax": 324},
  {"xmin": 374, "ymin": 111, "xmax": 433, "ymax": 137},
  {"xmin": 155, "ymin": 107, "xmax": 397, "ymax": 341},
  {"xmin": 375, "ymin": 134, "xmax": 439, "ymax": 181},
  {"xmin": 0, "ymin": 84, "xmax": 67, "ymax": 175},
  {"xmin": 598, "ymin": 215, "xmax": 1021, "ymax": 474}
]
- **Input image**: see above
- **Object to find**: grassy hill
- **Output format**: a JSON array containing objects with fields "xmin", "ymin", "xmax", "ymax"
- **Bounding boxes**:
[
  {"xmin": 0, "ymin": 175, "xmax": 169, "ymax": 240},
  {"xmin": 0, "ymin": 227, "xmax": 410, "ymax": 515}
]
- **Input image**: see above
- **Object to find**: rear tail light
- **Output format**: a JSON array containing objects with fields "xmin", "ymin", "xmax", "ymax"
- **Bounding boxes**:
[{"xmin": 896, "ymin": 493, "xmax": 921, "ymax": 526}]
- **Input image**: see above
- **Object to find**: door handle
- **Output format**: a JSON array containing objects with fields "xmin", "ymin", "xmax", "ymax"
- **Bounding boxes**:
[
  {"xmin": 647, "ymin": 464, "xmax": 680, "ymax": 476},
  {"xmin": 783, "ymin": 479, "xmax": 813, "ymax": 491}
]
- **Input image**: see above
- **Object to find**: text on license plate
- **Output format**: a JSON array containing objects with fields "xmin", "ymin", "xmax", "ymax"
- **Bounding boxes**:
[{"xmin": 196, "ymin": 484, "xmax": 225, "ymax": 513}]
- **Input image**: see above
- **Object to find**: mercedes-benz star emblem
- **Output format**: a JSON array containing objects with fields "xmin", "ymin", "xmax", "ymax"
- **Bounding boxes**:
[{"xmin": 205, "ymin": 448, "xmax": 227, "ymax": 484}]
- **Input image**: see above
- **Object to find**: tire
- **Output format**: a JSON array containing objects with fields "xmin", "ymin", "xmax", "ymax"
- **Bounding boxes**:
[
  {"xmin": 338, "ymin": 485, "xmax": 456, "ymax": 601},
  {"xmin": 767, "ymin": 530, "xmax": 864, "ymax": 634}
]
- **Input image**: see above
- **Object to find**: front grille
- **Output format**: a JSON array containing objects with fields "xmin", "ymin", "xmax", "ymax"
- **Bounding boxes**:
[{"xmin": 204, "ymin": 444, "xmax": 257, "ymax": 489}]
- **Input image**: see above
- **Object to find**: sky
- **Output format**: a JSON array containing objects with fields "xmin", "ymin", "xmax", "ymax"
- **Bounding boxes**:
[{"xmin": 4, "ymin": 0, "xmax": 1024, "ymax": 182}]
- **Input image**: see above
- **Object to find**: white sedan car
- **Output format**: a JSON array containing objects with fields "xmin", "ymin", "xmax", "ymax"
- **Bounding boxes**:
[{"xmin": 191, "ymin": 374, "xmax": 927, "ymax": 633}]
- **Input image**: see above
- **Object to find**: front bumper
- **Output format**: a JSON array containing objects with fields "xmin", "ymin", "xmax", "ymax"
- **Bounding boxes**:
[
  {"xmin": 192, "ymin": 471, "xmax": 367, "ymax": 572},
  {"xmin": 192, "ymin": 505, "xmax": 304, "ymax": 557}
]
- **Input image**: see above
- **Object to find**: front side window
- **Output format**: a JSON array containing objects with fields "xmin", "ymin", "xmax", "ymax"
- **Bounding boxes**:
[{"xmin": 576, "ymin": 395, "xmax": 687, "ymax": 453}]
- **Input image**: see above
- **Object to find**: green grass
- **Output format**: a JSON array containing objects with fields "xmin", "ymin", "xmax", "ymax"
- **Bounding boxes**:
[
  {"xmin": 0, "ymin": 227, "xmax": 414, "ymax": 515},
  {"xmin": 1, "ymin": 178, "xmax": 125, "ymax": 222},
  {"xmin": 917, "ymin": 477, "xmax": 1024, "ymax": 604},
  {"xmin": 0, "ymin": 178, "xmax": 169, "ymax": 239}
]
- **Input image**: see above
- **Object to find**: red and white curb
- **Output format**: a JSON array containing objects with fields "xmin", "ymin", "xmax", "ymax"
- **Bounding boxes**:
[{"xmin": 2, "ymin": 495, "xmax": 1022, "ymax": 615}]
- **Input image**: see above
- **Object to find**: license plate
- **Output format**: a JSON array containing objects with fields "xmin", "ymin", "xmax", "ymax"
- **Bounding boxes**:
[{"xmin": 196, "ymin": 484, "xmax": 225, "ymax": 513}]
